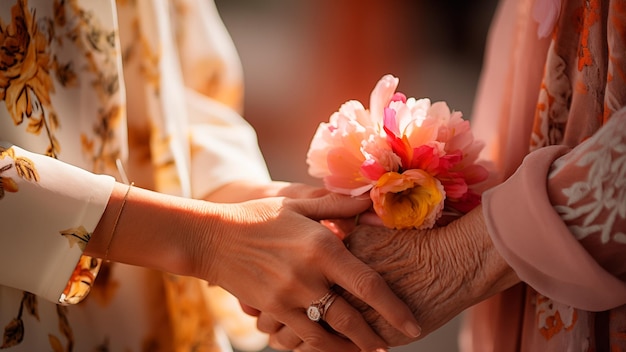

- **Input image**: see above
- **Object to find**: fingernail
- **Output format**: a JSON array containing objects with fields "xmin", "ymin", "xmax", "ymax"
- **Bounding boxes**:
[
  {"xmin": 374, "ymin": 348, "xmax": 388, "ymax": 352},
  {"xmin": 404, "ymin": 321, "xmax": 422, "ymax": 338}
]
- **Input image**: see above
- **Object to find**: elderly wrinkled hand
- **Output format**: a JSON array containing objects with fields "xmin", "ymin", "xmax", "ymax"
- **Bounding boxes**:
[{"xmin": 338, "ymin": 205, "xmax": 520, "ymax": 345}]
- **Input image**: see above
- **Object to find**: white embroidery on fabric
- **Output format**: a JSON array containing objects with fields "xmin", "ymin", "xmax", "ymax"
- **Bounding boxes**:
[{"xmin": 550, "ymin": 117, "xmax": 626, "ymax": 244}]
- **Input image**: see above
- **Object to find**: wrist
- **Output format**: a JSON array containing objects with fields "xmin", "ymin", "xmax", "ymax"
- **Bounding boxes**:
[
  {"xmin": 445, "ymin": 205, "xmax": 520, "ymax": 302},
  {"xmin": 89, "ymin": 185, "xmax": 211, "ymax": 278},
  {"xmin": 185, "ymin": 200, "xmax": 240, "ymax": 285}
]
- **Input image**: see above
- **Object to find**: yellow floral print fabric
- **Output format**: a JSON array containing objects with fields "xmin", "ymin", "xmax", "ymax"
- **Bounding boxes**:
[{"xmin": 0, "ymin": 0, "xmax": 271, "ymax": 350}]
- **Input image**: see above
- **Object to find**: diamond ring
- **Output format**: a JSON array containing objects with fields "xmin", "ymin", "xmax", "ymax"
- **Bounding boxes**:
[{"xmin": 306, "ymin": 290, "xmax": 337, "ymax": 322}]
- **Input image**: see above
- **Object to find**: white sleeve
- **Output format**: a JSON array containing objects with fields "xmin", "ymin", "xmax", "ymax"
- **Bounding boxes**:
[
  {"xmin": 0, "ymin": 144, "xmax": 115, "ymax": 303},
  {"xmin": 186, "ymin": 89, "xmax": 272, "ymax": 199}
]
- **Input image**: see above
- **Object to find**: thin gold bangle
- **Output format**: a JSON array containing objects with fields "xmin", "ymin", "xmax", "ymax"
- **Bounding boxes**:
[{"xmin": 104, "ymin": 182, "xmax": 133, "ymax": 261}]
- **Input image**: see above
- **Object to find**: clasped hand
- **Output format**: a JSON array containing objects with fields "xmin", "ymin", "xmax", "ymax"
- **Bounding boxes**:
[{"xmin": 249, "ymin": 205, "xmax": 520, "ymax": 351}]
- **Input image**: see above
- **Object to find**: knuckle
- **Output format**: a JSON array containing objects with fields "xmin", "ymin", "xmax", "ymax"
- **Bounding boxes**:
[
  {"xmin": 268, "ymin": 336, "xmax": 289, "ymax": 351},
  {"xmin": 272, "ymin": 333, "xmax": 298, "ymax": 350},
  {"xmin": 264, "ymin": 294, "xmax": 288, "ymax": 315},
  {"xmin": 256, "ymin": 315, "xmax": 280, "ymax": 334},
  {"xmin": 329, "ymin": 311, "xmax": 353, "ymax": 333},
  {"xmin": 302, "ymin": 233, "xmax": 337, "ymax": 263},
  {"xmin": 351, "ymin": 269, "xmax": 385, "ymax": 300},
  {"xmin": 300, "ymin": 332, "xmax": 325, "ymax": 350},
  {"xmin": 256, "ymin": 319, "xmax": 268, "ymax": 333},
  {"xmin": 299, "ymin": 241, "xmax": 320, "ymax": 262},
  {"xmin": 263, "ymin": 277, "xmax": 301, "ymax": 313}
]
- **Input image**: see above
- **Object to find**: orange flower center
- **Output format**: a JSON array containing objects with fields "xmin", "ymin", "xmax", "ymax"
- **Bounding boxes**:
[{"xmin": 371, "ymin": 170, "xmax": 445, "ymax": 229}]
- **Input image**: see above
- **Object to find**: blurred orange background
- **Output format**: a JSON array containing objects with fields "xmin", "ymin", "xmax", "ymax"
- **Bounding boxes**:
[{"xmin": 216, "ymin": 0, "xmax": 497, "ymax": 185}]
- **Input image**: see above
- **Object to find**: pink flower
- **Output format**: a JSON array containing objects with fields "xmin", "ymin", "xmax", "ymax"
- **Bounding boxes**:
[
  {"xmin": 306, "ymin": 79, "xmax": 400, "ymax": 196},
  {"xmin": 370, "ymin": 170, "xmax": 445, "ymax": 230},
  {"xmin": 306, "ymin": 74, "xmax": 489, "ymax": 229},
  {"xmin": 382, "ymin": 88, "xmax": 488, "ymax": 213}
]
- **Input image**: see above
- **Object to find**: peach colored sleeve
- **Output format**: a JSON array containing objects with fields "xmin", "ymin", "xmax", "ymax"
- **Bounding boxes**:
[{"xmin": 483, "ymin": 111, "xmax": 626, "ymax": 311}]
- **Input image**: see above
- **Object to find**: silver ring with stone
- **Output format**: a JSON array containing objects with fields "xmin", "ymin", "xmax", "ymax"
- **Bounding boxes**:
[{"xmin": 306, "ymin": 291, "xmax": 336, "ymax": 322}]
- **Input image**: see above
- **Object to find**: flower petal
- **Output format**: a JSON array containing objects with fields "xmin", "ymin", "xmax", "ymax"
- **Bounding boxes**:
[{"xmin": 370, "ymin": 74, "xmax": 399, "ymax": 120}]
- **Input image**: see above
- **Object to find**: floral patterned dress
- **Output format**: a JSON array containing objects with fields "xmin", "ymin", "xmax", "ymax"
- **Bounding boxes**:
[
  {"xmin": 0, "ymin": 0, "xmax": 271, "ymax": 351},
  {"xmin": 460, "ymin": 0, "xmax": 626, "ymax": 350}
]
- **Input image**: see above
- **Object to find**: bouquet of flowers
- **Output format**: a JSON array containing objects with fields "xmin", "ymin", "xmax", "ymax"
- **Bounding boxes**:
[{"xmin": 306, "ymin": 74, "xmax": 489, "ymax": 230}]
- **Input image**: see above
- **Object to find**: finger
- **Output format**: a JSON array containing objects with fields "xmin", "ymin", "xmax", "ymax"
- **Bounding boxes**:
[
  {"xmin": 294, "ymin": 344, "xmax": 322, "ymax": 352},
  {"xmin": 323, "ymin": 248, "xmax": 422, "ymax": 339},
  {"xmin": 321, "ymin": 294, "xmax": 389, "ymax": 352},
  {"xmin": 324, "ymin": 210, "xmax": 383, "ymax": 239},
  {"xmin": 267, "ymin": 325, "xmax": 303, "ymax": 351},
  {"xmin": 275, "ymin": 183, "xmax": 330, "ymax": 199},
  {"xmin": 282, "ymin": 312, "xmax": 360, "ymax": 352},
  {"xmin": 320, "ymin": 219, "xmax": 350, "ymax": 240},
  {"xmin": 257, "ymin": 312, "xmax": 284, "ymax": 334},
  {"xmin": 287, "ymin": 192, "xmax": 372, "ymax": 221},
  {"xmin": 239, "ymin": 302, "xmax": 261, "ymax": 317},
  {"xmin": 356, "ymin": 211, "xmax": 384, "ymax": 227}
]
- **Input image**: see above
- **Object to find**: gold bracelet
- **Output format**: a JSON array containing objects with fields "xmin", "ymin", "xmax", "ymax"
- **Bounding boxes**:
[{"xmin": 105, "ymin": 182, "xmax": 134, "ymax": 261}]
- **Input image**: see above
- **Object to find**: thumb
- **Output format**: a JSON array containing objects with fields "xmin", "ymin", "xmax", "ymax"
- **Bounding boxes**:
[
  {"xmin": 355, "ymin": 210, "xmax": 384, "ymax": 227},
  {"xmin": 340, "ymin": 211, "xmax": 385, "ymax": 242}
]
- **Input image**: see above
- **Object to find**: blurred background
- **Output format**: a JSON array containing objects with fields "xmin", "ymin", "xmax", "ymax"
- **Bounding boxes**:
[{"xmin": 213, "ymin": 1, "xmax": 498, "ymax": 351}]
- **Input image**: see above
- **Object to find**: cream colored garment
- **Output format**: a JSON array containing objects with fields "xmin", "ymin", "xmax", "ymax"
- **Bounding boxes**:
[
  {"xmin": 0, "ymin": 145, "xmax": 115, "ymax": 303},
  {"xmin": 460, "ymin": 0, "xmax": 626, "ymax": 350},
  {"xmin": 0, "ymin": 0, "xmax": 270, "ymax": 350}
]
